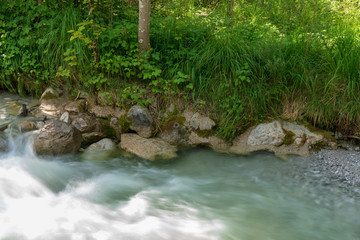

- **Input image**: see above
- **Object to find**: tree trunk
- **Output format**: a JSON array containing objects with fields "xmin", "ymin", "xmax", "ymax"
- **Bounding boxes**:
[
  {"xmin": 228, "ymin": 0, "xmax": 234, "ymax": 18},
  {"xmin": 138, "ymin": 0, "xmax": 151, "ymax": 54}
]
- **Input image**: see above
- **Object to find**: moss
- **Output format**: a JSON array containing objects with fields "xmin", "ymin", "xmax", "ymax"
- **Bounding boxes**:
[
  {"xmin": 166, "ymin": 115, "xmax": 186, "ymax": 125},
  {"xmin": 196, "ymin": 129, "xmax": 215, "ymax": 138},
  {"xmin": 302, "ymin": 122, "xmax": 336, "ymax": 142},
  {"xmin": 118, "ymin": 115, "xmax": 131, "ymax": 132},
  {"xmin": 282, "ymin": 128, "xmax": 295, "ymax": 145},
  {"xmin": 98, "ymin": 119, "xmax": 117, "ymax": 138}
]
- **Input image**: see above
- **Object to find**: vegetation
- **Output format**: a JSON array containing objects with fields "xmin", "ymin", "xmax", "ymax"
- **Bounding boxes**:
[{"xmin": 1, "ymin": 0, "xmax": 360, "ymax": 140}]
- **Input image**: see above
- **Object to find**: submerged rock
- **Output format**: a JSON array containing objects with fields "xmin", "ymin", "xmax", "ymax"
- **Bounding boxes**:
[
  {"xmin": 127, "ymin": 105, "xmax": 154, "ymax": 138},
  {"xmin": 85, "ymin": 138, "xmax": 117, "ymax": 152},
  {"xmin": 189, "ymin": 132, "xmax": 230, "ymax": 153},
  {"xmin": 34, "ymin": 120, "xmax": 82, "ymax": 156},
  {"xmin": 18, "ymin": 120, "xmax": 37, "ymax": 132},
  {"xmin": 120, "ymin": 133, "xmax": 177, "ymax": 160}
]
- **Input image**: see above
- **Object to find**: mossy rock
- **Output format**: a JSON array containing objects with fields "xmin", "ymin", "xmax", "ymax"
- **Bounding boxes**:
[
  {"xmin": 98, "ymin": 118, "xmax": 117, "ymax": 139},
  {"xmin": 195, "ymin": 129, "xmax": 216, "ymax": 138},
  {"xmin": 282, "ymin": 128, "xmax": 295, "ymax": 145},
  {"xmin": 302, "ymin": 122, "xmax": 336, "ymax": 142},
  {"xmin": 118, "ymin": 115, "xmax": 131, "ymax": 133}
]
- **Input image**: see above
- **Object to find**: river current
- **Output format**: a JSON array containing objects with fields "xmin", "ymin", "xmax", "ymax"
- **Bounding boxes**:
[{"xmin": 0, "ymin": 93, "xmax": 360, "ymax": 240}]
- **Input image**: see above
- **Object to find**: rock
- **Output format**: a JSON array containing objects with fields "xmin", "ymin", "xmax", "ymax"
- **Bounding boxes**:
[
  {"xmin": 85, "ymin": 138, "xmax": 117, "ymax": 152},
  {"xmin": 167, "ymin": 103, "xmax": 175, "ymax": 114},
  {"xmin": 188, "ymin": 132, "xmax": 230, "ymax": 153},
  {"xmin": 18, "ymin": 120, "xmax": 37, "ymax": 132},
  {"xmin": 0, "ymin": 121, "xmax": 11, "ymax": 131},
  {"xmin": 82, "ymin": 132, "xmax": 107, "ymax": 145},
  {"xmin": 120, "ymin": 134, "xmax": 177, "ymax": 160},
  {"xmin": 247, "ymin": 121, "xmax": 285, "ymax": 146},
  {"xmin": 64, "ymin": 100, "xmax": 86, "ymax": 114},
  {"xmin": 110, "ymin": 117, "xmax": 123, "ymax": 139},
  {"xmin": 38, "ymin": 88, "xmax": 64, "ymax": 117},
  {"xmin": 230, "ymin": 120, "xmax": 327, "ymax": 157},
  {"xmin": 60, "ymin": 112, "xmax": 70, "ymax": 123},
  {"xmin": 36, "ymin": 121, "xmax": 45, "ymax": 130},
  {"xmin": 182, "ymin": 109, "xmax": 195, "ymax": 128},
  {"xmin": 160, "ymin": 121, "xmax": 189, "ymax": 145},
  {"xmin": 190, "ymin": 112, "xmax": 216, "ymax": 131},
  {"xmin": 71, "ymin": 114, "xmax": 106, "ymax": 144},
  {"xmin": 39, "ymin": 88, "xmax": 59, "ymax": 102},
  {"xmin": 33, "ymin": 120, "xmax": 82, "ymax": 156},
  {"xmin": 127, "ymin": 105, "xmax": 154, "ymax": 138}
]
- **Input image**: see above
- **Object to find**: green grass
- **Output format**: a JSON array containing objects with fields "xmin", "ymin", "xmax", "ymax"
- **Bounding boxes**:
[{"xmin": 2, "ymin": 0, "xmax": 360, "ymax": 140}]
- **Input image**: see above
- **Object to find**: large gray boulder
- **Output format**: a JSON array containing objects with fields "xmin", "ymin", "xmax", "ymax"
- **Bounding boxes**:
[
  {"xmin": 120, "ymin": 134, "xmax": 177, "ymax": 161},
  {"xmin": 230, "ymin": 120, "xmax": 330, "ymax": 157},
  {"xmin": 127, "ymin": 105, "xmax": 154, "ymax": 138},
  {"xmin": 34, "ymin": 120, "xmax": 82, "ymax": 156},
  {"xmin": 247, "ymin": 121, "xmax": 285, "ymax": 146}
]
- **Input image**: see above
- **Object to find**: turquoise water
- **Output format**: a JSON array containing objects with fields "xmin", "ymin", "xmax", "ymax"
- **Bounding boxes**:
[{"xmin": 1, "ymin": 133, "xmax": 359, "ymax": 240}]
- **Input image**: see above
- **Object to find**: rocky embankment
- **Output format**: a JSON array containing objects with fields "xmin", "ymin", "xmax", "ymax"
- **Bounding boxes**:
[{"xmin": 0, "ymin": 88, "xmax": 339, "ymax": 160}]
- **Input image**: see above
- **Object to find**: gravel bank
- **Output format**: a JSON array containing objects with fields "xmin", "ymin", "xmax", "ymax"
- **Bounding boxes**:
[{"xmin": 286, "ymin": 150, "xmax": 360, "ymax": 201}]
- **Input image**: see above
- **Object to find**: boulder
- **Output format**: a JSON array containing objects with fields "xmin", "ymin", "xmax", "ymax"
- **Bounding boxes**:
[
  {"xmin": 39, "ymin": 88, "xmax": 59, "ymax": 102},
  {"xmin": 85, "ymin": 138, "xmax": 117, "ymax": 152},
  {"xmin": 71, "ymin": 114, "xmax": 106, "ymax": 144},
  {"xmin": 189, "ymin": 132, "xmax": 230, "ymax": 153},
  {"xmin": 110, "ymin": 117, "xmax": 123, "ymax": 139},
  {"xmin": 160, "ymin": 121, "xmax": 189, "ymax": 145},
  {"xmin": 247, "ymin": 121, "xmax": 285, "ymax": 146},
  {"xmin": 18, "ymin": 120, "xmax": 37, "ymax": 132},
  {"xmin": 189, "ymin": 112, "xmax": 216, "ymax": 131},
  {"xmin": 64, "ymin": 100, "xmax": 86, "ymax": 114},
  {"xmin": 60, "ymin": 111, "xmax": 71, "ymax": 123},
  {"xmin": 127, "ymin": 105, "xmax": 154, "ymax": 138},
  {"xmin": 38, "ymin": 88, "xmax": 63, "ymax": 117},
  {"xmin": 33, "ymin": 120, "xmax": 82, "ymax": 156},
  {"xmin": 182, "ymin": 109, "xmax": 195, "ymax": 128},
  {"xmin": 230, "ymin": 120, "xmax": 328, "ymax": 157},
  {"xmin": 120, "ymin": 134, "xmax": 177, "ymax": 160}
]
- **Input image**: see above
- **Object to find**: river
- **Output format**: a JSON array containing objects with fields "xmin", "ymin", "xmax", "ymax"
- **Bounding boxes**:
[{"xmin": 0, "ymin": 93, "xmax": 360, "ymax": 239}]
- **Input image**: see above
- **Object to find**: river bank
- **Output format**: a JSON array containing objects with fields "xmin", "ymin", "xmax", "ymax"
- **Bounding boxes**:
[{"xmin": 1, "ymin": 90, "xmax": 360, "ymax": 198}]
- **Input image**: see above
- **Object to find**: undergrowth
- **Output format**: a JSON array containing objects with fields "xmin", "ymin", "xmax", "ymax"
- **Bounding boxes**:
[{"xmin": 1, "ymin": 0, "xmax": 360, "ymax": 140}]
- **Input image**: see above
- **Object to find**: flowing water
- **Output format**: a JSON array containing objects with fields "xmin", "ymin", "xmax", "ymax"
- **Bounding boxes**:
[{"xmin": 1, "ymin": 93, "xmax": 360, "ymax": 240}]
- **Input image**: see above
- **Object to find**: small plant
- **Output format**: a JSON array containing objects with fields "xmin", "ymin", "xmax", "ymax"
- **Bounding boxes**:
[{"xmin": 120, "ymin": 85, "xmax": 153, "ymax": 107}]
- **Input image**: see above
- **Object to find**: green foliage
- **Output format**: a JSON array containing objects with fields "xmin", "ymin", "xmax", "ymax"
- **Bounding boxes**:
[
  {"xmin": 120, "ymin": 85, "xmax": 153, "ymax": 107},
  {"xmin": 2, "ymin": 0, "xmax": 360, "ymax": 139}
]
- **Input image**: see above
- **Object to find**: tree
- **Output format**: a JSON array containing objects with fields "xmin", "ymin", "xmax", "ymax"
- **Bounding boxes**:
[{"xmin": 138, "ymin": 0, "xmax": 151, "ymax": 54}]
